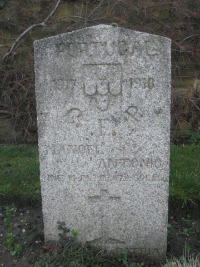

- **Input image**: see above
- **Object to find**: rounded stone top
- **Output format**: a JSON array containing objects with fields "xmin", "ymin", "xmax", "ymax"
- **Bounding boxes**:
[{"xmin": 34, "ymin": 24, "xmax": 171, "ymax": 48}]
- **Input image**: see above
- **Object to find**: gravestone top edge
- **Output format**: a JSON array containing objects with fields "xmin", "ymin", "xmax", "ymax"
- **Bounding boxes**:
[{"xmin": 33, "ymin": 24, "xmax": 171, "ymax": 47}]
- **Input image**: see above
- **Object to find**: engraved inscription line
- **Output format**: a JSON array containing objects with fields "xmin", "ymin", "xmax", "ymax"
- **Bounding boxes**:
[
  {"xmin": 56, "ymin": 39, "xmax": 160, "ymax": 58},
  {"xmin": 98, "ymin": 157, "xmax": 164, "ymax": 169}
]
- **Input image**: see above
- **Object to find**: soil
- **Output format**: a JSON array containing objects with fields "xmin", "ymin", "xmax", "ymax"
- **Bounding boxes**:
[{"xmin": 0, "ymin": 200, "xmax": 200, "ymax": 267}]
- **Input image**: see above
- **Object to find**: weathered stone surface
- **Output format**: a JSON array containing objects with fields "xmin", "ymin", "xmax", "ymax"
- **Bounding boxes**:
[{"xmin": 34, "ymin": 25, "xmax": 171, "ymax": 259}]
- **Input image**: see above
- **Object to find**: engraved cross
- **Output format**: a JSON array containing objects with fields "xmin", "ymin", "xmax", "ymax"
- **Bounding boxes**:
[
  {"xmin": 88, "ymin": 188, "xmax": 121, "ymax": 202},
  {"xmin": 88, "ymin": 189, "xmax": 123, "ymax": 246}
]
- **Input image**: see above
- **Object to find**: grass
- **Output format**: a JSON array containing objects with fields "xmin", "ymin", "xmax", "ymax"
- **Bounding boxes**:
[
  {"xmin": 0, "ymin": 145, "xmax": 200, "ymax": 203},
  {"xmin": 170, "ymin": 145, "xmax": 200, "ymax": 203},
  {"xmin": 164, "ymin": 255, "xmax": 200, "ymax": 267},
  {"xmin": 0, "ymin": 145, "xmax": 40, "ymax": 200},
  {"xmin": 34, "ymin": 242, "xmax": 115, "ymax": 267}
]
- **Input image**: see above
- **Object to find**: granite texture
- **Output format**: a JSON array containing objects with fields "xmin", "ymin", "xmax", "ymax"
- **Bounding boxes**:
[{"xmin": 34, "ymin": 25, "xmax": 171, "ymax": 259}]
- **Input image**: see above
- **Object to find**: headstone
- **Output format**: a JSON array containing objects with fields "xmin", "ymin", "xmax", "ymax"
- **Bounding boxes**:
[{"xmin": 34, "ymin": 25, "xmax": 171, "ymax": 259}]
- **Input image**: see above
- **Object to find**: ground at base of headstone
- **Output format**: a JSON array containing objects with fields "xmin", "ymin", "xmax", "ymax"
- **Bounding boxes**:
[{"xmin": 0, "ymin": 201, "xmax": 200, "ymax": 267}]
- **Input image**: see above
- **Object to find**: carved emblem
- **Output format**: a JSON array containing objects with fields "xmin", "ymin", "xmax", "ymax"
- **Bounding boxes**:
[{"xmin": 83, "ymin": 64, "xmax": 123, "ymax": 111}]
